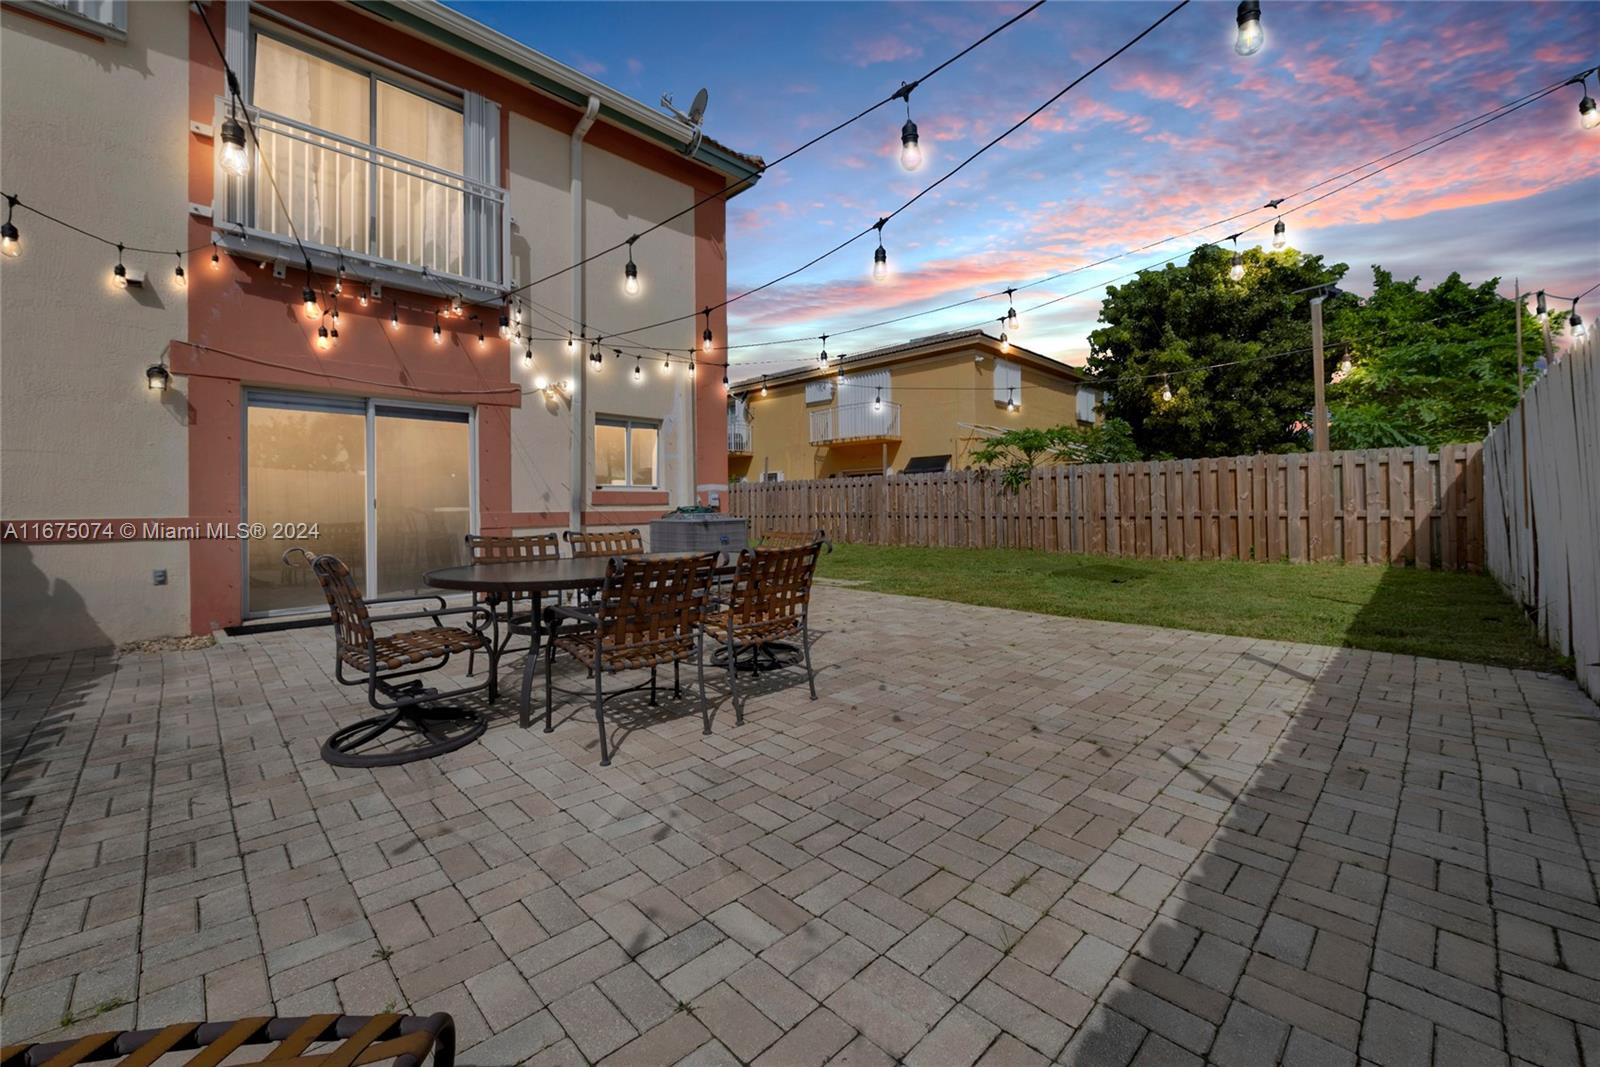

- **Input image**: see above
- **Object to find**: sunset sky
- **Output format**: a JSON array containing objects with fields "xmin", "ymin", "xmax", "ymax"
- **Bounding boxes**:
[{"xmin": 450, "ymin": 1, "xmax": 1600, "ymax": 378}]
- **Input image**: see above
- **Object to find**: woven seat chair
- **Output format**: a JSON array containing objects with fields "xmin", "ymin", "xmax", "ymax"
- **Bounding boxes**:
[
  {"xmin": 0, "ymin": 1011, "xmax": 455, "ymax": 1067},
  {"xmin": 292, "ymin": 549, "xmax": 496, "ymax": 768},
  {"xmin": 758, "ymin": 528, "xmax": 828, "ymax": 549},
  {"xmin": 530, "ymin": 552, "xmax": 717, "ymax": 765},
  {"xmin": 704, "ymin": 542, "xmax": 824, "ymax": 722},
  {"xmin": 463, "ymin": 532, "xmax": 560, "ymax": 674},
  {"xmin": 563, "ymin": 527, "xmax": 645, "ymax": 558}
]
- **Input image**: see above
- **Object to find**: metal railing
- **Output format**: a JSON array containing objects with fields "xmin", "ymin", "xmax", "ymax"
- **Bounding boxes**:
[
  {"xmin": 728, "ymin": 429, "xmax": 752, "ymax": 453},
  {"xmin": 810, "ymin": 401, "xmax": 901, "ymax": 444},
  {"xmin": 215, "ymin": 100, "xmax": 508, "ymax": 291}
]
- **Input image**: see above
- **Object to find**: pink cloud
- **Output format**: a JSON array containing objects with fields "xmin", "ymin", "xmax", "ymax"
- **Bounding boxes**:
[{"xmin": 846, "ymin": 35, "xmax": 923, "ymax": 67}]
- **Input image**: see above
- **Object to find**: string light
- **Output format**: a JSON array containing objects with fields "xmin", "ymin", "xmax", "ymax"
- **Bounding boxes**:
[
  {"xmin": 1338, "ymin": 356, "xmax": 1353, "ymax": 374},
  {"xmin": 819, "ymin": 334, "xmax": 829, "ymax": 366},
  {"xmin": 1536, "ymin": 291, "xmax": 1548, "ymax": 321},
  {"xmin": 433, "ymin": 310, "xmax": 442, "ymax": 344},
  {"xmin": 688, "ymin": 360, "xmax": 696, "ymax": 376},
  {"xmin": 1272, "ymin": 217, "xmax": 1286, "ymax": 250},
  {"xmin": 1571, "ymin": 300, "xmax": 1586, "ymax": 339},
  {"xmin": 1234, "ymin": 0, "xmax": 1263, "ymax": 56},
  {"xmin": 534, "ymin": 373, "xmax": 549, "ymax": 391},
  {"xmin": 624, "ymin": 236, "xmax": 640, "ymax": 296},
  {"xmin": 316, "ymin": 324, "xmax": 330, "ymax": 350},
  {"xmin": 302, "ymin": 273, "xmax": 319, "ymax": 319},
  {"xmin": 998, "ymin": 319, "xmax": 1010, "ymax": 352},
  {"xmin": 761, "ymin": 375, "xmax": 769, "ymax": 396},
  {"xmin": 2, "ymin": 195, "xmax": 20, "ymax": 258},
  {"xmin": 112, "ymin": 243, "xmax": 127, "ymax": 288},
  {"xmin": 872, "ymin": 218, "xmax": 888, "ymax": 282},
  {"xmin": 896, "ymin": 82, "xmax": 922, "ymax": 171},
  {"xmin": 333, "ymin": 264, "xmax": 344, "ymax": 296},
  {"xmin": 218, "ymin": 113, "xmax": 248, "ymax": 177},
  {"xmin": 450, "ymin": 294, "xmax": 462, "ymax": 317},
  {"xmin": 873, "ymin": 386, "xmax": 884, "ymax": 413},
  {"xmin": 1160, "ymin": 376, "xmax": 1173, "ymax": 402},
  {"xmin": 330, "ymin": 322, "xmax": 339, "ymax": 344},
  {"xmin": 524, "ymin": 342, "xmax": 534, "ymax": 367},
  {"xmin": 359, "ymin": 285, "xmax": 370, "ymax": 307},
  {"xmin": 661, "ymin": 355, "xmax": 672, "ymax": 375},
  {"xmin": 173, "ymin": 251, "xmax": 186, "ymax": 288},
  {"xmin": 390, "ymin": 300, "xmax": 400, "ymax": 331},
  {"xmin": 722, "ymin": 368, "xmax": 729, "ymax": 388},
  {"xmin": 1006, "ymin": 387, "xmax": 1017, "ymax": 412},
  {"xmin": 1573, "ymin": 73, "xmax": 1599, "ymax": 130},
  {"xmin": 568, "ymin": 329, "xmax": 577, "ymax": 353},
  {"xmin": 477, "ymin": 317, "xmax": 487, "ymax": 347},
  {"xmin": 146, "ymin": 362, "xmax": 170, "ymax": 391},
  {"xmin": 1005, "ymin": 289, "xmax": 1018, "ymax": 332},
  {"xmin": 210, "ymin": 241, "xmax": 219, "ymax": 269},
  {"xmin": 702, "ymin": 308, "xmax": 714, "ymax": 353},
  {"xmin": 1228, "ymin": 235, "xmax": 1245, "ymax": 281},
  {"xmin": 633, "ymin": 355, "xmax": 642, "ymax": 381},
  {"xmin": 498, "ymin": 299, "xmax": 511, "ymax": 340}
]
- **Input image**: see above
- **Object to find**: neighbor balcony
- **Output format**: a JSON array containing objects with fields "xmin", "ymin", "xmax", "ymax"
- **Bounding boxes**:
[
  {"xmin": 809, "ymin": 400, "xmax": 901, "ymax": 445},
  {"xmin": 212, "ymin": 99, "xmax": 509, "ymax": 296}
]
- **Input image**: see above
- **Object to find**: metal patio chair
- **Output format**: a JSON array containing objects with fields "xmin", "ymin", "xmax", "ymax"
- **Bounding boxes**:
[
  {"xmin": 463, "ymin": 532, "xmax": 560, "ymax": 675},
  {"xmin": 704, "ymin": 541, "xmax": 824, "ymax": 723},
  {"xmin": 758, "ymin": 528, "xmax": 829, "ymax": 549},
  {"xmin": 531, "ymin": 552, "xmax": 717, "ymax": 765},
  {"xmin": 291, "ymin": 549, "xmax": 497, "ymax": 768},
  {"xmin": 563, "ymin": 528, "xmax": 645, "ymax": 558}
]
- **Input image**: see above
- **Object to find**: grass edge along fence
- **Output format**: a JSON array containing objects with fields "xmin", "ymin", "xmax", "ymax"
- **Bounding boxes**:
[
  {"xmin": 729, "ymin": 445, "xmax": 1485, "ymax": 570},
  {"xmin": 1483, "ymin": 334, "xmax": 1599, "ymax": 699}
]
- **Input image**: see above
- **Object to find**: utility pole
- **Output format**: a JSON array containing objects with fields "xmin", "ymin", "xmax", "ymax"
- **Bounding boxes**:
[{"xmin": 1310, "ymin": 294, "xmax": 1329, "ymax": 452}]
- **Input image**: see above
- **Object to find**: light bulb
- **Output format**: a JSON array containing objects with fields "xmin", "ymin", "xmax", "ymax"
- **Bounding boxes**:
[
  {"xmin": 900, "ymin": 119, "xmax": 922, "ymax": 171},
  {"xmin": 1234, "ymin": 0, "xmax": 1263, "ymax": 56},
  {"xmin": 147, "ymin": 364, "xmax": 170, "ymax": 391},
  {"xmin": 1573, "ymin": 317, "xmax": 1588, "ymax": 340},
  {"xmin": 433, "ymin": 321, "xmax": 442, "ymax": 344},
  {"xmin": 662, "ymin": 358, "xmax": 672, "ymax": 375},
  {"xmin": 113, "ymin": 262, "xmax": 127, "ymax": 288},
  {"xmin": 1161, "ymin": 383, "xmax": 1173, "ymax": 402},
  {"xmin": 1339, "ymin": 358, "xmax": 1353, "ymax": 374},
  {"xmin": 210, "ymin": 243, "xmax": 219, "ymax": 269},
  {"xmin": 1000, "ymin": 332, "xmax": 1010, "ymax": 352},
  {"xmin": 524, "ymin": 348, "xmax": 534, "ymax": 366},
  {"xmin": 390, "ymin": 305, "xmax": 400, "ymax": 331},
  {"xmin": 498, "ymin": 313, "xmax": 510, "ymax": 340},
  {"xmin": 1, "ymin": 225, "xmax": 18, "ymax": 258},
  {"xmin": 1272, "ymin": 218, "xmax": 1286, "ymax": 250},
  {"xmin": 534, "ymin": 374, "xmax": 549, "ymax": 391},
  {"xmin": 1581, "ymin": 96, "xmax": 1599, "ymax": 130},
  {"xmin": 359, "ymin": 288, "xmax": 370, "ymax": 307},
  {"xmin": 1008, "ymin": 398, "xmax": 1017, "ymax": 412},
  {"xmin": 1229, "ymin": 253, "xmax": 1245, "ymax": 282},
  {"xmin": 174, "ymin": 264, "xmax": 186, "ymax": 288},
  {"xmin": 316, "ymin": 325, "xmax": 330, "ymax": 350},
  {"xmin": 624, "ymin": 259, "xmax": 640, "ymax": 296},
  {"xmin": 873, "ymin": 394, "xmax": 883, "ymax": 414},
  {"xmin": 303, "ymin": 288, "xmax": 319, "ymax": 319},
  {"xmin": 703, "ymin": 329, "xmax": 714, "ymax": 353},
  {"xmin": 873, "ymin": 245, "xmax": 888, "ymax": 282},
  {"xmin": 219, "ymin": 116, "xmax": 249, "ymax": 177},
  {"xmin": 633, "ymin": 360, "xmax": 642, "ymax": 381},
  {"xmin": 333, "ymin": 270, "xmax": 343, "ymax": 296},
  {"xmin": 567, "ymin": 333, "xmax": 576, "ymax": 353},
  {"xmin": 1007, "ymin": 309, "xmax": 1018, "ymax": 332},
  {"xmin": 761, "ymin": 379, "xmax": 769, "ymax": 396},
  {"xmin": 722, "ymin": 371, "xmax": 729, "ymax": 388}
]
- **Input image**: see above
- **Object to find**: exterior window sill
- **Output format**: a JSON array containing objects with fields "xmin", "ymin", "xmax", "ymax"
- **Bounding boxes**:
[{"xmin": 592, "ymin": 489, "xmax": 669, "ymax": 507}]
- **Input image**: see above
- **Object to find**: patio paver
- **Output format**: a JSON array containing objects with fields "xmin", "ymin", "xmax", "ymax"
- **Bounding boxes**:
[{"xmin": 2, "ymin": 586, "xmax": 1597, "ymax": 1066}]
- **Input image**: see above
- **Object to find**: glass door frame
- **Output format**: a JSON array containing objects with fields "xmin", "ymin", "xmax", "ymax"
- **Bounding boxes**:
[{"xmin": 241, "ymin": 389, "xmax": 478, "ymax": 618}]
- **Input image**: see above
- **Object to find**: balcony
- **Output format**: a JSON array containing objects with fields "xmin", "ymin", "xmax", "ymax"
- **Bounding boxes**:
[
  {"xmin": 213, "ymin": 100, "xmax": 509, "ymax": 295},
  {"xmin": 810, "ymin": 401, "xmax": 901, "ymax": 445},
  {"xmin": 728, "ymin": 412, "xmax": 752, "ymax": 454}
]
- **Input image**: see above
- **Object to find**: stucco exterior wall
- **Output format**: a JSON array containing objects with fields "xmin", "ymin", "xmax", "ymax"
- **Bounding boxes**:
[
  {"xmin": 0, "ymin": 3, "xmax": 195, "ymax": 657},
  {"xmin": 731, "ymin": 342, "xmax": 1091, "ymax": 483}
]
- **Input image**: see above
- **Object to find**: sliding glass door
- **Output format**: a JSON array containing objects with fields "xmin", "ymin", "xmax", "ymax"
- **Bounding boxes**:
[{"xmin": 244, "ymin": 392, "xmax": 474, "ymax": 615}]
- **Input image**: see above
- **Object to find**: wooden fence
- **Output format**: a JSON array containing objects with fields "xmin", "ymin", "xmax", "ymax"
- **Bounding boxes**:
[
  {"xmin": 730, "ymin": 445, "xmax": 1485, "ymax": 569},
  {"xmin": 1483, "ymin": 336, "xmax": 1599, "ymax": 699}
]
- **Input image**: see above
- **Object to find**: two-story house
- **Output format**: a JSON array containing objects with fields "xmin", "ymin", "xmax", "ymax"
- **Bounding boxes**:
[
  {"xmin": 728, "ymin": 330, "xmax": 1100, "ymax": 482},
  {"xmin": 0, "ymin": 0, "xmax": 761, "ymax": 656}
]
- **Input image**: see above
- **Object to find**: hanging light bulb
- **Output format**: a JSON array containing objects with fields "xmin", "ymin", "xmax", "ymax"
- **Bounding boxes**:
[
  {"xmin": 819, "ymin": 335, "xmax": 829, "ymax": 367},
  {"xmin": 760, "ymin": 375, "xmax": 769, "ymax": 397},
  {"xmin": 624, "ymin": 236, "xmax": 640, "ymax": 296},
  {"xmin": 359, "ymin": 285, "xmax": 370, "ymax": 307},
  {"xmin": 1006, "ymin": 387, "xmax": 1017, "ymax": 413},
  {"xmin": 316, "ymin": 324, "xmax": 330, "ymax": 350},
  {"xmin": 534, "ymin": 373, "xmax": 549, "ymax": 391},
  {"xmin": 112, "ymin": 244, "xmax": 127, "ymax": 288},
  {"xmin": 836, "ymin": 356, "xmax": 846, "ymax": 381},
  {"xmin": 210, "ymin": 241, "xmax": 219, "ymax": 269},
  {"xmin": 999, "ymin": 320, "xmax": 1010, "ymax": 353},
  {"xmin": 1536, "ymin": 291, "xmax": 1548, "ymax": 322},
  {"xmin": 512, "ymin": 301, "xmax": 523, "ymax": 327},
  {"xmin": 330, "ymin": 324, "xmax": 339, "ymax": 344},
  {"xmin": 172, "ymin": 252, "xmax": 186, "ymax": 288},
  {"xmin": 1228, "ymin": 236, "xmax": 1245, "ymax": 281},
  {"xmin": 1005, "ymin": 289, "xmax": 1019, "ymax": 332},
  {"xmin": 722, "ymin": 369, "xmax": 729, "ymax": 388},
  {"xmin": 333, "ymin": 266, "xmax": 344, "ymax": 296},
  {"xmin": 3, "ymin": 195, "xmax": 21, "ymax": 258},
  {"xmin": 872, "ymin": 218, "xmax": 889, "ymax": 282},
  {"xmin": 897, "ymin": 82, "xmax": 922, "ymax": 171},
  {"xmin": 477, "ymin": 319, "xmax": 486, "ymax": 347},
  {"xmin": 1160, "ymin": 377, "xmax": 1173, "ymax": 403},
  {"xmin": 1575, "ymin": 75, "xmax": 1599, "ymax": 129},
  {"xmin": 689, "ymin": 360, "xmax": 696, "ymax": 376},
  {"xmin": 633, "ymin": 356, "xmax": 642, "ymax": 382},
  {"xmin": 433, "ymin": 310, "xmax": 443, "ymax": 344},
  {"xmin": 302, "ymin": 279, "xmax": 319, "ymax": 320},
  {"xmin": 450, "ymin": 294, "xmax": 462, "ymax": 317},
  {"xmin": 498, "ymin": 301, "xmax": 511, "ymax": 340},
  {"xmin": 702, "ymin": 308, "xmax": 714, "ymax": 353},
  {"xmin": 661, "ymin": 356, "xmax": 672, "ymax": 375},
  {"xmin": 1571, "ymin": 301, "xmax": 1586, "ymax": 340},
  {"xmin": 146, "ymin": 363, "xmax": 171, "ymax": 391},
  {"xmin": 219, "ymin": 113, "xmax": 249, "ymax": 176},
  {"xmin": 1234, "ymin": 0, "xmax": 1263, "ymax": 56},
  {"xmin": 524, "ymin": 344, "xmax": 534, "ymax": 367},
  {"xmin": 873, "ymin": 387, "xmax": 883, "ymax": 414},
  {"xmin": 1272, "ymin": 217, "xmax": 1286, "ymax": 250},
  {"xmin": 568, "ymin": 329, "xmax": 577, "ymax": 353},
  {"xmin": 390, "ymin": 300, "xmax": 400, "ymax": 331},
  {"xmin": 1339, "ymin": 356, "xmax": 1353, "ymax": 375}
]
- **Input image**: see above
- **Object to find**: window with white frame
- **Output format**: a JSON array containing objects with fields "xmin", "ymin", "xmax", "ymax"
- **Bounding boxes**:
[
  {"xmin": 24, "ymin": 0, "xmax": 126, "ymax": 38},
  {"xmin": 993, "ymin": 360, "xmax": 1022, "ymax": 405},
  {"xmin": 804, "ymin": 379, "xmax": 835, "ymax": 404},
  {"xmin": 594, "ymin": 417, "xmax": 659, "ymax": 488}
]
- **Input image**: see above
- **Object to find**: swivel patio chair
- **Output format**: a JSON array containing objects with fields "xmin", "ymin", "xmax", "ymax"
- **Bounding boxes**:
[
  {"xmin": 292, "ymin": 549, "xmax": 497, "ymax": 768},
  {"xmin": 704, "ymin": 541, "xmax": 824, "ymax": 722},
  {"xmin": 531, "ymin": 552, "xmax": 717, "ymax": 765},
  {"xmin": 463, "ymin": 532, "xmax": 560, "ymax": 675}
]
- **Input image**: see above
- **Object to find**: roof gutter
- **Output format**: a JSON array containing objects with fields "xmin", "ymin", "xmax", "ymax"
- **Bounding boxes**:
[
  {"xmin": 569, "ymin": 95, "xmax": 600, "ymax": 532},
  {"xmin": 354, "ymin": 0, "xmax": 763, "ymax": 191}
]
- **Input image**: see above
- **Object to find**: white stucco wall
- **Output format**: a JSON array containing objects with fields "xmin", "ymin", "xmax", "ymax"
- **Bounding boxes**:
[{"xmin": 1, "ymin": 2, "xmax": 194, "ymax": 657}]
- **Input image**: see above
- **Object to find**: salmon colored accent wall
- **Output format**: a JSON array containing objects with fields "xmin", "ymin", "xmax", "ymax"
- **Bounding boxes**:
[
  {"xmin": 694, "ymin": 197, "xmax": 730, "ymax": 509},
  {"xmin": 591, "ymin": 490, "xmax": 669, "ymax": 507},
  {"xmin": 187, "ymin": 375, "xmax": 243, "ymax": 635}
]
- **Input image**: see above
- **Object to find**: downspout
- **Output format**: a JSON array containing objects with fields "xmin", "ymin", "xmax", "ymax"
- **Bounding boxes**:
[{"xmin": 569, "ymin": 95, "xmax": 601, "ymax": 532}]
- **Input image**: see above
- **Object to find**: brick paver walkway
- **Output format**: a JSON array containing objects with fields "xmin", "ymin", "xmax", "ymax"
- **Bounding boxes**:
[{"xmin": 3, "ymin": 587, "xmax": 1597, "ymax": 1066}]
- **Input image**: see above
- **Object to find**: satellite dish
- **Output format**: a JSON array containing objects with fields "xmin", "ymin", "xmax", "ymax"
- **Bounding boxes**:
[{"xmin": 687, "ymin": 88, "xmax": 709, "ymax": 126}]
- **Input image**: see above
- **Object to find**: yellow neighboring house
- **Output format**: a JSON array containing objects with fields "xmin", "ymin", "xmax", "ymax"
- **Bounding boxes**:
[{"xmin": 728, "ymin": 330, "xmax": 1101, "ymax": 481}]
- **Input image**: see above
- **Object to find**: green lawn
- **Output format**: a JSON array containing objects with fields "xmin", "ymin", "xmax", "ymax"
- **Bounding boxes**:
[{"xmin": 817, "ymin": 544, "xmax": 1563, "ymax": 672}]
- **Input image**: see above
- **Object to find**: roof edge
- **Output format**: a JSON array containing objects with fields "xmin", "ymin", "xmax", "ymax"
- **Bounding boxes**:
[{"xmin": 730, "ymin": 330, "xmax": 1090, "ymax": 391}]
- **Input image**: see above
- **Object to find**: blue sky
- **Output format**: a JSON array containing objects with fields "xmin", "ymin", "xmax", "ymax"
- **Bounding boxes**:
[{"xmin": 449, "ymin": 1, "xmax": 1600, "ymax": 377}]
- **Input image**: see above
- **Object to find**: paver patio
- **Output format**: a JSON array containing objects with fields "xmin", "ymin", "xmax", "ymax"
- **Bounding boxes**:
[{"xmin": 2, "ymin": 586, "xmax": 1598, "ymax": 1066}]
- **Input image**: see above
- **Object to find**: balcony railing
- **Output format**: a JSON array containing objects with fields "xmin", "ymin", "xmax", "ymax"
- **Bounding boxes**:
[
  {"xmin": 215, "ymin": 100, "xmax": 508, "ymax": 292},
  {"xmin": 810, "ymin": 401, "xmax": 901, "ymax": 445}
]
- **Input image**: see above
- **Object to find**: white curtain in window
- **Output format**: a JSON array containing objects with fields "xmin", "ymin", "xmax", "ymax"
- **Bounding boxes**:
[
  {"xmin": 462, "ymin": 92, "xmax": 501, "ymax": 285},
  {"xmin": 377, "ymin": 82, "xmax": 464, "ymax": 275},
  {"xmin": 253, "ymin": 36, "xmax": 370, "ymax": 254}
]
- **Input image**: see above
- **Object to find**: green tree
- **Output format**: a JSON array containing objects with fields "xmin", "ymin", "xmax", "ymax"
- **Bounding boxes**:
[
  {"xmin": 1086, "ymin": 244, "xmax": 1344, "ymax": 458},
  {"xmin": 971, "ymin": 419, "xmax": 1141, "ymax": 491},
  {"xmin": 1323, "ymin": 269, "xmax": 1548, "ymax": 449}
]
